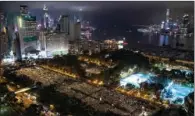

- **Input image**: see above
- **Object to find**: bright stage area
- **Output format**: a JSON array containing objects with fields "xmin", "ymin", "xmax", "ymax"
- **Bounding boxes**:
[
  {"xmin": 120, "ymin": 73, "xmax": 154, "ymax": 88},
  {"xmin": 160, "ymin": 82, "xmax": 194, "ymax": 105},
  {"xmin": 119, "ymin": 72, "xmax": 194, "ymax": 105}
]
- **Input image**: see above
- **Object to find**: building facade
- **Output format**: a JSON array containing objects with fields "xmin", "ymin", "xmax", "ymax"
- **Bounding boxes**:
[
  {"xmin": 59, "ymin": 15, "xmax": 69, "ymax": 34},
  {"xmin": 17, "ymin": 15, "xmax": 38, "ymax": 57},
  {"xmin": 69, "ymin": 21, "xmax": 81, "ymax": 40},
  {"xmin": 0, "ymin": 32, "xmax": 8, "ymax": 59}
]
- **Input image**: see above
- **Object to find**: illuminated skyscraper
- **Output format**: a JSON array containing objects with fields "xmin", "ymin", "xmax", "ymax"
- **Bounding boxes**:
[
  {"xmin": 165, "ymin": 9, "xmax": 170, "ymax": 29},
  {"xmin": 17, "ymin": 15, "xmax": 38, "ymax": 57},
  {"xmin": 43, "ymin": 4, "xmax": 49, "ymax": 29},
  {"xmin": 80, "ymin": 21, "xmax": 95, "ymax": 40},
  {"xmin": 161, "ymin": 21, "xmax": 165, "ymax": 29},
  {"xmin": 183, "ymin": 14, "xmax": 189, "ymax": 28},
  {"xmin": 166, "ymin": 9, "xmax": 170, "ymax": 23},
  {"xmin": 42, "ymin": 4, "xmax": 53, "ymax": 30}
]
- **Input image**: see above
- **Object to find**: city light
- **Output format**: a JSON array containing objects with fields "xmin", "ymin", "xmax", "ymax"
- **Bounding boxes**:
[
  {"xmin": 2, "ymin": 58, "xmax": 15, "ymax": 64},
  {"xmin": 120, "ymin": 73, "xmax": 152, "ymax": 88},
  {"xmin": 18, "ymin": 17, "xmax": 23, "ymax": 28},
  {"xmin": 0, "ymin": 2, "xmax": 194, "ymax": 116},
  {"xmin": 161, "ymin": 82, "xmax": 194, "ymax": 104},
  {"xmin": 3, "ymin": 27, "xmax": 6, "ymax": 33}
]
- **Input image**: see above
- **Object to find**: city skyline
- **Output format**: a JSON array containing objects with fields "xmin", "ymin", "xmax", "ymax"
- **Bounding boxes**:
[
  {"xmin": 0, "ymin": 1, "xmax": 194, "ymax": 116},
  {"xmin": 0, "ymin": 1, "xmax": 194, "ymax": 26}
]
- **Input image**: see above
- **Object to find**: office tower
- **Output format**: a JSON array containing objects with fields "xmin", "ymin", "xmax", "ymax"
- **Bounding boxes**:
[
  {"xmin": 70, "ymin": 21, "xmax": 81, "ymax": 40},
  {"xmin": 14, "ymin": 32, "xmax": 22, "ymax": 60},
  {"xmin": 0, "ymin": 12, "xmax": 8, "ymax": 59},
  {"xmin": 42, "ymin": 4, "xmax": 53, "ymax": 30},
  {"xmin": 39, "ymin": 31, "xmax": 46, "ymax": 51},
  {"xmin": 20, "ymin": 5, "xmax": 28, "ymax": 15},
  {"xmin": 166, "ymin": 9, "xmax": 170, "ymax": 23},
  {"xmin": 0, "ymin": 12, "xmax": 6, "ymax": 33},
  {"xmin": 183, "ymin": 14, "xmax": 189, "ymax": 28},
  {"xmin": 165, "ymin": 9, "xmax": 170, "ymax": 29},
  {"xmin": 0, "ymin": 32, "xmax": 8, "ymax": 59},
  {"xmin": 80, "ymin": 21, "xmax": 94, "ymax": 40},
  {"xmin": 38, "ymin": 31, "xmax": 47, "ymax": 58},
  {"xmin": 59, "ymin": 15, "xmax": 69, "ymax": 34},
  {"xmin": 43, "ymin": 4, "xmax": 49, "ymax": 29},
  {"xmin": 75, "ymin": 22, "xmax": 81, "ymax": 39},
  {"xmin": 161, "ymin": 21, "xmax": 165, "ymax": 29},
  {"xmin": 17, "ymin": 14, "xmax": 38, "ymax": 57},
  {"xmin": 6, "ymin": 13, "xmax": 17, "ymax": 54}
]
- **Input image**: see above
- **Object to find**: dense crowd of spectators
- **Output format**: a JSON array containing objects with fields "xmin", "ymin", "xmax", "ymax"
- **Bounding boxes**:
[{"xmin": 14, "ymin": 67, "xmax": 159, "ymax": 116}]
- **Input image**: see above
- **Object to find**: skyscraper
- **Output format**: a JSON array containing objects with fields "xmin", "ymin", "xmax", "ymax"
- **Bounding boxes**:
[
  {"xmin": 39, "ymin": 31, "xmax": 46, "ymax": 51},
  {"xmin": 0, "ymin": 32, "xmax": 8, "ymax": 59},
  {"xmin": 75, "ymin": 22, "xmax": 81, "ymax": 40},
  {"xmin": 0, "ymin": 12, "xmax": 6, "ymax": 33},
  {"xmin": 20, "ymin": 5, "xmax": 28, "ymax": 15},
  {"xmin": 183, "ymin": 14, "xmax": 189, "ymax": 28},
  {"xmin": 165, "ymin": 9, "xmax": 170, "ymax": 30},
  {"xmin": 0, "ymin": 11, "xmax": 8, "ymax": 59},
  {"xmin": 42, "ymin": 4, "xmax": 53, "ymax": 30},
  {"xmin": 59, "ymin": 15, "xmax": 69, "ymax": 34},
  {"xmin": 43, "ymin": 4, "xmax": 49, "ymax": 29},
  {"xmin": 166, "ymin": 9, "xmax": 170, "ymax": 23},
  {"xmin": 17, "ymin": 14, "xmax": 38, "ymax": 57},
  {"xmin": 69, "ymin": 21, "xmax": 81, "ymax": 40}
]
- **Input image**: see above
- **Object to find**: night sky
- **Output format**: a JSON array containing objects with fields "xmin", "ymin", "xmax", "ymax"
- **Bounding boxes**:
[{"xmin": 0, "ymin": 1, "xmax": 194, "ymax": 41}]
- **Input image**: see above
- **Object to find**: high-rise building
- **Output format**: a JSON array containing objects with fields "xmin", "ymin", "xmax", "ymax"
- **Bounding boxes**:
[
  {"xmin": 20, "ymin": 5, "xmax": 28, "ymax": 15},
  {"xmin": 42, "ymin": 4, "xmax": 53, "ymax": 30},
  {"xmin": 39, "ymin": 31, "xmax": 46, "ymax": 51},
  {"xmin": 69, "ymin": 21, "xmax": 81, "ymax": 40},
  {"xmin": 17, "ymin": 15, "xmax": 38, "ymax": 57},
  {"xmin": 6, "ymin": 12, "xmax": 16, "ymax": 55},
  {"xmin": 0, "ymin": 11, "xmax": 8, "ymax": 60},
  {"xmin": 183, "ymin": 14, "xmax": 189, "ymax": 24},
  {"xmin": 80, "ymin": 21, "xmax": 95, "ymax": 40},
  {"xmin": 0, "ymin": 32, "xmax": 8, "ymax": 60},
  {"xmin": 59, "ymin": 15, "xmax": 69, "ymax": 34},
  {"xmin": 43, "ymin": 4, "xmax": 49, "ymax": 29},
  {"xmin": 166, "ymin": 9, "xmax": 170, "ymax": 23},
  {"xmin": 0, "ymin": 12, "xmax": 6, "ymax": 33},
  {"xmin": 14, "ymin": 32, "xmax": 22, "ymax": 60},
  {"xmin": 165, "ymin": 9, "xmax": 170, "ymax": 29},
  {"xmin": 183, "ymin": 14, "xmax": 189, "ymax": 28},
  {"xmin": 75, "ymin": 22, "xmax": 81, "ymax": 39}
]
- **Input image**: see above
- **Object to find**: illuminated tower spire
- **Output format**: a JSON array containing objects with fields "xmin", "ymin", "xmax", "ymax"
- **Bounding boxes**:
[
  {"xmin": 43, "ymin": 4, "xmax": 49, "ymax": 29},
  {"xmin": 166, "ymin": 9, "xmax": 170, "ymax": 23},
  {"xmin": 43, "ymin": 4, "xmax": 48, "ymax": 11}
]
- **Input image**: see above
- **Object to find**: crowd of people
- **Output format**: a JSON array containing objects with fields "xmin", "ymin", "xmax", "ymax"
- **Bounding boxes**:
[{"xmin": 14, "ymin": 66, "xmax": 160, "ymax": 116}]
